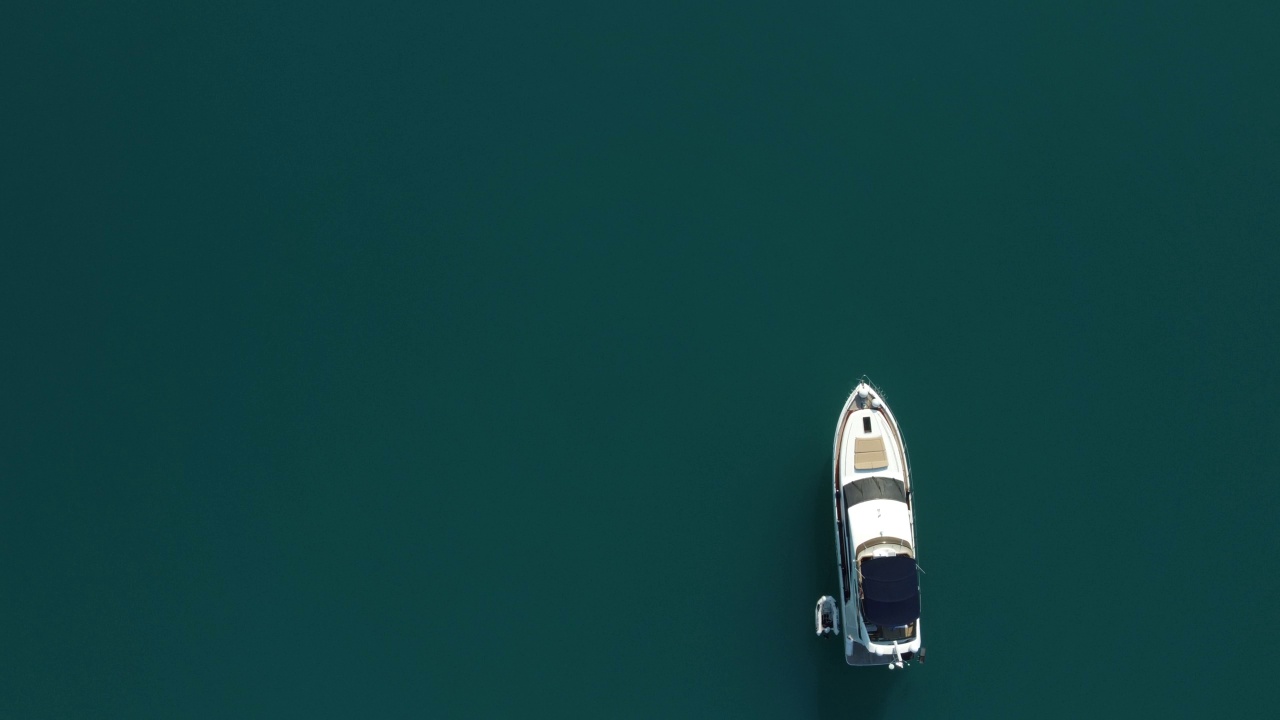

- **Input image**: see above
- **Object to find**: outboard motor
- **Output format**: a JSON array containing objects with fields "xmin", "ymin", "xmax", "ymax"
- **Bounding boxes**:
[{"xmin": 814, "ymin": 596, "xmax": 839, "ymax": 637}]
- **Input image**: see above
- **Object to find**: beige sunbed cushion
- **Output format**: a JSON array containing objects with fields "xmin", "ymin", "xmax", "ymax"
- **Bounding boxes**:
[{"xmin": 853, "ymin": 435, "xmax": 889, "ymax": 470}]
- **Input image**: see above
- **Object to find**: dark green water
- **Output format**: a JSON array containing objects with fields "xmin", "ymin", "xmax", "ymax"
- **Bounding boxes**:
[{"xmin": 5, "ymin": 2, "xmax": 1279, "ymax": 717}]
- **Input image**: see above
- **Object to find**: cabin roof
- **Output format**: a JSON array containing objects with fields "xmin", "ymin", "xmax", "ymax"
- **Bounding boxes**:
[{"xmin": 860, "ymin": 555, "xmax": 920, "ymax": 627}]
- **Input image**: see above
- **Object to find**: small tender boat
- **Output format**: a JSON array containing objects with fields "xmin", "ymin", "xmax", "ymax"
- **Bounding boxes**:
[
  {"xmin": 815, "ymin": 596, "xmax": 839, "ymax": 637},
  {"xmin": 818, "ymin": 380, "xmax": 924, "ymax": 668}
]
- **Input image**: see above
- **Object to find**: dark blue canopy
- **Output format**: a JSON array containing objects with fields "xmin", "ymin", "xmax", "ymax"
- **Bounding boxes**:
[{"xmin": 861, "ymin": 555, "xmax": 920, "ymax": 627}]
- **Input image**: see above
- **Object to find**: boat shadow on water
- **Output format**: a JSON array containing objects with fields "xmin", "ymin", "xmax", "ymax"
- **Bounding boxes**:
[{"xmin": 810, "ymin": 468, "xmax": 903, "ymax": 720}]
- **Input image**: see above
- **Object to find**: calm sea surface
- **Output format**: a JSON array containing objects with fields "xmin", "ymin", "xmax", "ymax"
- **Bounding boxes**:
[{"xmin": 5, "ymin": 2, "xmax": 1279, "ymax": 717}]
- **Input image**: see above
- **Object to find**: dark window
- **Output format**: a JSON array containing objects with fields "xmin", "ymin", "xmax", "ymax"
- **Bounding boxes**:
[{"xmin": 862, "ymin": 417, "xmax": 872, "ymax": 433}]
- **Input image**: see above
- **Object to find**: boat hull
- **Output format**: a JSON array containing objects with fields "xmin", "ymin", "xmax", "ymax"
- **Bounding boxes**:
[{"xmin": 831, "ymin": 380, "xmax": 922, "ymax": 667}]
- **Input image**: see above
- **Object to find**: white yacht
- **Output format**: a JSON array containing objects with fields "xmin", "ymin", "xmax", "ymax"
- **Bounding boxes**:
[{"xmin": 821, "ymin": 380, "xmax": 924, "ymax": 668}]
